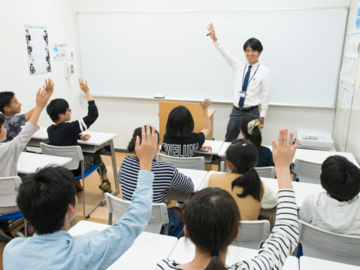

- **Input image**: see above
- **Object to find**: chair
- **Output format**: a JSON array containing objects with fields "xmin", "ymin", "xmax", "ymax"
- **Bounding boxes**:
[
  {"xmin": 220, "ymin": 161, "xmax": 276, "ymax": 178},
  {"xmin": 0, "ymin": 176, "xmax": 28, "ymax": 239},
  {"xmin": 105, "ymin": 193, "xmax": 176, "ymax": 236},
  {"xmin": 40, "ymin": 143, "xmax": 104, "ymax": 218},
  {"xmin": 157, "ymin": 153, "xmax": 205, "ymax": 170},
  {"xmin": 293, "ymin": 159, "xmax": 321, "ymax": 184},
  {"xmin": 299, "ymin": 220, "xmax": 360, "ymax": 266},
  {"xmin": 231, "ymin": 220, "xmax": 270, "ymax": 249}
]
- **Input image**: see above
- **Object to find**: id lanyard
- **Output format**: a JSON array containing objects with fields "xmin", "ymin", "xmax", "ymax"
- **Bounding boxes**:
[{"xmin": 242, "ymin": 64, "xmax": 260, "ymax": 90}]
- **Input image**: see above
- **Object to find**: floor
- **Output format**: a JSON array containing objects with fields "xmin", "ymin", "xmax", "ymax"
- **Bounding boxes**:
[{"xmin": 0, "ymin": 152, "xmax": 218, "ymax": 269}]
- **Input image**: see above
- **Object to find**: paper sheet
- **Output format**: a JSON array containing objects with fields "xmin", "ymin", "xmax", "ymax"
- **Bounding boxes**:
[
  {"xmin": 24, "ymin": 23, "xmax": 51, "ymax": 75},
  {"xmin": 51, "ymin": 42, "xmax": 69, "ymax": 62},
  {"xmin": 338, "ymin": 31, "xmax": 360, "ymax": 107}
]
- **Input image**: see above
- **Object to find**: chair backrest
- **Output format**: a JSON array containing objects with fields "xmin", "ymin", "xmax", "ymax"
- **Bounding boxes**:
[
  {"xmin": 294, "ymin": 159, "xmax": 321, "ymax": 184},
  {"xmin": 0, "ymin": 176, "xmax": 21, "ymax": 214},
  {"xmin": 299, "ymin": 220, "xmax": 360, "ymax": 266},
  {"xmin": 231, "ymin": 220, "xmax": 271, "ymax": 249},
  {"xmin": 157, "ymin": 153, "xmax": 205, "ymax": 170},
  {"xmin": 105, "ymin": 193, "xmax": 170, "ymax": 234},
  {"xmin": 220, "ymin": 161, "xmax": 276, "ymax": 178},
  {"xmin": 40, "ymin": 143, "xmax": 84, "ymax": 170}
]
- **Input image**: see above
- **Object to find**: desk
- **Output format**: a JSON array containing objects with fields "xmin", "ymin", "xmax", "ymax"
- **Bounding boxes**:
[
  {"xmin": 201, "ymin": 171, "xmax": 325, "ymax": 209},
  {"xmin": 68, "ymin": 221, "xmax": 178, "ymax": 269},
  {"xmin": 28, "ymin": 128, "xmax": 120, "ymax": 196},
  {"xmin": 166, "ymin": 168, "xmax": 208, "ymax": 201},
  {"xmin": 195, "ymin": 140, "xmax": 224, "ymax": 155},
  {"xmin": 169, "ymin": 237, "xmax": 298, "ymax": 270},
  {"xmin": 218, "ymin": 143, "xmax": 359, "ymax": 167},
  {"xmin": 68, "ymin": 220, "xmax": 110, "ymax": 236},
  {"xmin": 300, "ymin": 256, "xmax": 359, "ymax": 269},
  {"xmin": 18, "ymin": 152, "xmax": 72, "ymax": 174}
]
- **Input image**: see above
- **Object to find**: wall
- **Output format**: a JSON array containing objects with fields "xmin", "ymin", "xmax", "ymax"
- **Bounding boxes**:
[
  {"xmin": 1, "ymin": 0, "xmax": 350, "ymax": 150},
  {"xmin": 0, "ymin": 0, "xmax": 87, "ymax": 130},
  {"xmin": 334, "ymin": 0, "xmax": 360, "ymax": 161}
]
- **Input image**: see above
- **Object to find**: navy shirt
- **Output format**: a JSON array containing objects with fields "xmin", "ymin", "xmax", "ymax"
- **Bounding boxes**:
[{"xmin": 257, "ymin": 146, "xmax": 274, "ymax": 167}]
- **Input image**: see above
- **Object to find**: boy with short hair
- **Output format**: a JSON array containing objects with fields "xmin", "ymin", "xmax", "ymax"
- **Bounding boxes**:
[
  {"xmin": 0, "ymin": 78, "xmax": 54, "ymax": 143},
  {"xmin": 300, "ymin": 155, "xmax": 360, "ymax": 235},
  {"xmin": 46, "ymin": 78, "xmax": 111, "ymax": 192},
  {"xmin": 3, "ymin": 125, "xmax": 158, "ymax": 270}
]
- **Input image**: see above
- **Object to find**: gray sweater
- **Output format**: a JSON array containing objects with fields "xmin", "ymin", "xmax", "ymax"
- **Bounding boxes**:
[{"xmin": 0, "ymin": 122, "xmax": 38, "ymax": 177}]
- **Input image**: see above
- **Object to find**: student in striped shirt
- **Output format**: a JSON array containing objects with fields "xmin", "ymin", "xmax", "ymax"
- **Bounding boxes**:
[
  {"xmin": 156, "ymin": 129, "xmax": 299, "ymax": 270},
  {"xmin": 119, "ymin": 125, "xmax": 194, "ymax": 235}
]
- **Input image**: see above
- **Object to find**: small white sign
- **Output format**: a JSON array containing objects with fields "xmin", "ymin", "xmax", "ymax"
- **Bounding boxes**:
[{"xmin": 51, "ymin": 42, "xmax": 68, "ymax": 62}]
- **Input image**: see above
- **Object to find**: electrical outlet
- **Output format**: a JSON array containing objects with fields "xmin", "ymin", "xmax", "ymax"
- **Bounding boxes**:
[{"xmin": 70, "ymin": 65, "xmax": 74, "ymax": 74}]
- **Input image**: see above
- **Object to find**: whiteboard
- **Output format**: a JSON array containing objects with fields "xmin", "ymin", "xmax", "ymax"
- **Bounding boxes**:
[{"xmin": 77, "ymin": 8, "xmax": 347, "ymax": 108}]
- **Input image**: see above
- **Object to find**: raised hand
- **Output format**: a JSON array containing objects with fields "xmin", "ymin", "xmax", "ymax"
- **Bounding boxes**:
[
  {"xmin": 135, "ymin": 124, "xmax": 159, "ymax": 171},
  {"xmin": 43, "ymin": 78, "xmax": 55, "ymax": 96},
  {"xmin": 35, "ymin": 88, "xmax": 49, "ymax": 110},
  {"xmin": 272, "ymin": 129, "xmax": 299, "ymax": 189},
  {"xmin": 207, "ymin": 23, "xmax": 217, "ymax": 42},
  {"xmin": 79, "ymin": 78, "xmax": 90, "ymax": 94},
  {"xmin": 200, "ymin": 98, "xmax": 212, "ymax": 110}
]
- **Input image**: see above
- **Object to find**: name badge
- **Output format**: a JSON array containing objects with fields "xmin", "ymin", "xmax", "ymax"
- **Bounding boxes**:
[{"xmin": 239, "ymin": 91, "xmax": 246, "ymax": 98}]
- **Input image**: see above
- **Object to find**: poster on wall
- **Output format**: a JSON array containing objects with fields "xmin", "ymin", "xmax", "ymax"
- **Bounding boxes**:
[{"xmin": 24, "ymin": 23, "xmax": 51, "ymax": 75}]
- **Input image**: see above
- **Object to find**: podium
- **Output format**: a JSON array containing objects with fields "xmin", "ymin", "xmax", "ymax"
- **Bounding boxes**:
[{"xmin": 159, "ymin": 101, "xmax": 216, "ymax": 143}]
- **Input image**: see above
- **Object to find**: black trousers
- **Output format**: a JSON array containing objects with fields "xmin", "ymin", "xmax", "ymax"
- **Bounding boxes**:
[{"xmin": 225, "ymin": 106, "xmax": 260, "ymax": 142}]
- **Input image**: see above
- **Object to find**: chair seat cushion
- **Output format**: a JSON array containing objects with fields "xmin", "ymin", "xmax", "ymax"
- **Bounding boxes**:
[
  {"xmin": 0, "ymin": 212, "xmax": 23, "ymax": 220},
  {"xmin": 75, "ymin": 164, "xmax": 100, "ymax": 180}
]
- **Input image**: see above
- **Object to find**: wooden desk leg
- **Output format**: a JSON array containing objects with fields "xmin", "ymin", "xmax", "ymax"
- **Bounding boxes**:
[{"xmin": 110, "ymin": 139, "xmax": 120, "ymax": 196}]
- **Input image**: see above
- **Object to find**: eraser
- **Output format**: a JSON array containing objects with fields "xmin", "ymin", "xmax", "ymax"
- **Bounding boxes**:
[{"xmin": 154, "ymin": 94, "xmax": 165, "ymax": 99}]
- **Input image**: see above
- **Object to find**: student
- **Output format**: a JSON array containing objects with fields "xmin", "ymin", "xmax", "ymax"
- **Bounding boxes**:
[
  {"xmin": 161, "ymin": 99, "xmax": 212, "ymax": 157},
  {"xmin": 207, "ymin": 139, "xmax": 277, "ymax": 220},
  {"xmin": 300, "ymin": 155, "xmax": 360, "ymax": 235},
  {"xmin": 0, "ymin": 78, "xmax": 54, "ymax": 143},
  {"xmin": 4, "ymin": 125, "xmax": 159, "ymax": 270},
  {"xmin": 46, "ymin": 79, "xmax": 111, "ymax": 192},
  {"xmin": 119, "ymin": 126, "xmax": 194, "ymax": 235},
  {"xmin": 240, "ymin": 113, "xmax": 274, "ymax": 167},
  {"xmin": 156, "ymin": 129, "xmax": 299, "ymax": 270},
  {"xmin": 0, "ymin": 88, "xmax": 49, "ymax": 241}
]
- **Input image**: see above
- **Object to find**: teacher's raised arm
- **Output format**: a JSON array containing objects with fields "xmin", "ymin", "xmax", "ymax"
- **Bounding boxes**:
[{"xmin": 207, "ymin": 23, "xmax": 270, "ymax": 142}]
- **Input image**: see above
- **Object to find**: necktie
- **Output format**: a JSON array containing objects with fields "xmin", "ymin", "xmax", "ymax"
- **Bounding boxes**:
[{"xmin": 238, "ymin": 65, "xmax": 252, "ymax": 108}]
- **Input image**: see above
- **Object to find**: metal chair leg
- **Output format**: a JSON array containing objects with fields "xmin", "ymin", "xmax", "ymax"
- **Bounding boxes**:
[{"xmin": 24, "ymin": 219, "xmax": 27, "ymax": 237}]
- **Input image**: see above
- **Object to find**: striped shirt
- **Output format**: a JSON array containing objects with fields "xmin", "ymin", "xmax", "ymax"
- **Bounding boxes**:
[
  {"xmin": 156, "ymin": 190, "xmax": 298, "ymax": 270},
  {"xmin": 119, "ymin": 156, "xmax": 194, "ymax": 203}
]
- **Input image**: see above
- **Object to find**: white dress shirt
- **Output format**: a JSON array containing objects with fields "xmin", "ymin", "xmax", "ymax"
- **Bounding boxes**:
[{"xmin": 214, "ymin": 40, "xmax": 270, "ymax": 117}]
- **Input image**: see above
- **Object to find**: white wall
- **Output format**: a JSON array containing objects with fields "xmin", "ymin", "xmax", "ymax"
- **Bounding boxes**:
[
  {"xmin": 333, "ymin": 0, "xmax": 360, "ymax": 162},
  {"xmin": 1, "ymin": 0, "xmax": 350, "ymax": 150}
]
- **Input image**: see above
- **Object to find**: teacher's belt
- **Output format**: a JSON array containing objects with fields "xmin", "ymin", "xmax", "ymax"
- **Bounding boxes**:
[{"xmin": 233, "ymin": 105, "xmax": 258, "ymax": 112}]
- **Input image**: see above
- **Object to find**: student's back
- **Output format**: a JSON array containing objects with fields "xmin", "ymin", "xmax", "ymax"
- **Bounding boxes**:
[
  {"xmin": 207, "ymin": 139, "xmax": 277, "ymax": 220},
  {"xmin": 240, "ymin": 113, "xmax": 274, "ymax": 167},
  {"xmin": 300, "ymin": 155, "xmax": 360, "ymax": 235},
  {"xmin": 161, "ymin": 100, "xmax": 213, "ymax": 157}
]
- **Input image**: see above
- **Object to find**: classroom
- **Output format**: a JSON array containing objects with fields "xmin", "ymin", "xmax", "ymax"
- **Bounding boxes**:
[{"xmin": 0, "ymin": 0, "xmax": 360, "ymax": 269}]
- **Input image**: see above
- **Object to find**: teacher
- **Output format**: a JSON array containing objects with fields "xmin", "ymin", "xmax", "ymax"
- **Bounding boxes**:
[{"xmin": 207, "ymin": 23, "xmax": 270, "ymax": 142}]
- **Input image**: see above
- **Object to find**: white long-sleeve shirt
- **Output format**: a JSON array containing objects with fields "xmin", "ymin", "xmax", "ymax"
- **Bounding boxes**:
[{"xmin": 213, "ymin": 40, "xmax": 270, "ymax": 117}]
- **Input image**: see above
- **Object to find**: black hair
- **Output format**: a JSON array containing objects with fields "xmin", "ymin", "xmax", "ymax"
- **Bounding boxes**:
[
  {"xmin": 0, "ymin": 114, "xmax": 5, "ymax": 132},
  {"xmin": 226, "ymin": 139, "xmax": 263, "ymax": 202},
  {"xmin": 46, "ymin": 98, "xmax": 69, "ymax": 122},
  {"xmin": 17, "ymin": 166, "xmax": 76, "ymax": 235},
  {"xmin": 25, "ymin": 29, "xmax": 28, "ymax": 32},
  {"xmin": 243, "ymin": 38, "xmax": 263, "ymax": 54},
  {"xmin": 184, "ymin": 188, "xmax": 240, "ymax": 270},
  {"xmin": 0, "ymin": 91, "xmax": 15, "ymax": 113},
  {"xmin": 240, "ymin": 113, "xmax": 262, "ymax": 148},
  {"xmin": 127, "ymin": 125, "xmax": 160, "ymax": 152},
  {"xmin": 165, "ymin": 106, "xmax": 194, "ymax": 139},
  {"xmin": 321, "ymin": 156, "xmax": 360, "ymax": 201}
]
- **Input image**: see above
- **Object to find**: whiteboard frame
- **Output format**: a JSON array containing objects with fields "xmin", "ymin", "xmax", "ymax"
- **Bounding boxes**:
[{"xmin": 77, "ymin": 7, "xmax": 349, "ymax": 109}]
